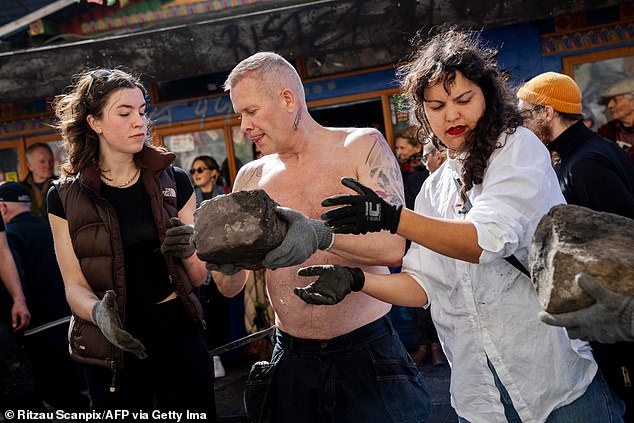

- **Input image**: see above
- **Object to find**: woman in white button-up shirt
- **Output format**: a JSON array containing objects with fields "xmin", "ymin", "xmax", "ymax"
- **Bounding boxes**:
[{"xmin": 296, "ymin": 29, "xmax": 625, "ymax": 423}]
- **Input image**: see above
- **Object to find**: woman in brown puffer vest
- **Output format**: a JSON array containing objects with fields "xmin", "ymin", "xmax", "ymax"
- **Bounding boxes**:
[{"xmin": 48, "ymin": 68, "xmax": 216, "ymax": 420}]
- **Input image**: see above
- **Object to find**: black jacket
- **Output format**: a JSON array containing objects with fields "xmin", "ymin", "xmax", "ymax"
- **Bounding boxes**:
[
  {"xmin": 5, "ymin": 211, "xmax": 70, "ymax": 328},
  {"xmin": 549, "ymin": 120, "xmax": 634, "ymax": 219}
]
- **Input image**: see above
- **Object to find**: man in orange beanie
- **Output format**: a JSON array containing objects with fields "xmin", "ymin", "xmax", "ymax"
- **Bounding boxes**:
[
  {"xmin": 518, "ymin": 71, "xmax": 634, "ymax": 421},
  {"xmin": 517, "ymin": 71, "xmax": 634, "ymax": 218}
]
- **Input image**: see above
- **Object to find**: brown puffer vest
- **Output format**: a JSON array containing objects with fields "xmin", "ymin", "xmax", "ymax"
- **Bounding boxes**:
[{"xmin": 54, "ymin": 145, "xmax": 204, "ymax": 374}]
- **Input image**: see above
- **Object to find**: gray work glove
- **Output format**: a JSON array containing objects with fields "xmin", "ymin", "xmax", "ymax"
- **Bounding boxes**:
[
  {"xmin": 261, "ymin": 207, "xmax": 334, "ymax": 270},
  {"xmin": 539, "ymin": 273, "xmax": 634, "ymax": 343},
  {"xmin": 294, "ymin": 265, "xmax": 365, "ymax": 305},
  {"xmin": 205, "ymin": 262, "xmax": 244, "ymax": 275},
  {"xmin": 91, "ymin": 291, "xmax": 147, "ymax": 359},
  {"xmin": 161, "ymin": 217, "xmax": 195, "ymax": 259}
]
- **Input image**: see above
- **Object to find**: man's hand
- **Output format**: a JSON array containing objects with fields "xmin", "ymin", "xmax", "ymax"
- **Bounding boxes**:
[
  {"xmin": 294, "ymin": 265, "xmax": 365, "ymax": 305},
  {"xmin": 321, "ymin": 177, "xmax": 402, "ymax": 235},
  {"xmin": 92, "ymin": 291, "xmax": 147, "ymax": 359},
  {"xmin": 539, "ymin": 273, "xmax": 634, "ymax": 343},
  {"xmin": 161, "ymin": 217, "xmax": 195, "ymax": 259},
  {"xmin": 11, "ymin": 298, "xmax": 30, "ymax": 331},
  {"xmin": 262, "ymin": 207, "xmax": 333, "ymax": 270}
]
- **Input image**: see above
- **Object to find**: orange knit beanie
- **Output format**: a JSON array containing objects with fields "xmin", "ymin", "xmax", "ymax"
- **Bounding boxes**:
[{"xmin": 517, "ymin": 72, "xmax": 582, "ymax": 114}]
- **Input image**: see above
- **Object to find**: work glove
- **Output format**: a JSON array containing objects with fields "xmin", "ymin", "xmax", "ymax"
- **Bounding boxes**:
[
  {"xmin": 294, "ymin": 265, "xmax": 365, "ymax": 305},
  {"xmin": 261, "ymin": 207, "xmax": 334, "ymax": 270},
  {"xmin": 160, "ymin": 217, "xmax": 195, "ymax": 259},
  {"xmin": 205, "ymin": 262, "xmax": 244, "ymax": 275},
  {"xmin": 539, "ymin": 273, "xmax": 634, "ymax": 343},
  {"xmin": 91, "ymin": 291, "xmax": 147, "ymax": 359},
  {"xmin": 321, "ymin": 177, "xmax": 402, "ymax": 235}
]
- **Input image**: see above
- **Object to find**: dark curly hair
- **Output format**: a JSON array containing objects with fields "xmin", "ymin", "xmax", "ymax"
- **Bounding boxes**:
[
  {"xmin": 398, "ymin": 28, "xmax": 523, "ymax": 204},
  {"xmin": 53, "ymin": 68, "xmax": 148, "ymax": 176}
]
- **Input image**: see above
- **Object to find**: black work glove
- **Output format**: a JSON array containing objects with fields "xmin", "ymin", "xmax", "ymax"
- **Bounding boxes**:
[
  {"xmin": 160, "ymin": 217, "xmax": 195, "ymax": 259},
  {"xmin": 321, "ymin": 177, "xmax": 402, "ymax": 235},
  {"xmin": 294, "ymin": 265, "xmax": 365, "ymax": 305},
  {"xmin": 539, "ymin": 273, "xmax": 634, "ymax": 343},
  {"xmin": 262, "ymin": 207, "xmax": 334, "ymax": 270},
  {"xmin": 91, "ymin": 291, "xmax": 147, "ymax": 359}
]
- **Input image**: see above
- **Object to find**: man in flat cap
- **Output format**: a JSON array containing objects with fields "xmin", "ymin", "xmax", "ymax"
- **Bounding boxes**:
[
  {"xmin": 517, "ymin": 72, "xmax": 634, "ymax": 421},
  {"xmin": 598, "ymin": 78, "xmax": 634, "ymax": 164}
]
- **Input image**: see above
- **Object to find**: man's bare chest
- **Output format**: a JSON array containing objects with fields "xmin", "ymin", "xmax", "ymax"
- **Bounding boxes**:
[{"xmin": 257, "ymin": 166, "xmax": 355, "ymax": 219}]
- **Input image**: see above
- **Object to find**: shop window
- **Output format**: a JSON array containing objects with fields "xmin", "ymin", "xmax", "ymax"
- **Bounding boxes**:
[
  {"xmin": 224, "ymin": 125, "xmax": 256, "ymax": 189},
  {"xmin": 48, "ymin": 140, "xmax": 65, "ymax": 177},
  {"xmin": 563, "ymin": 45, "xmax": 634, "ymax": 129},
  {"xmin": 231, "ymin": 126, "xmax": 256, "ymax": 164},
  {"xmin": 163, "ymin": 128, "xmax": 227, "ymax": 185},
  {"xmin": 0, "ymin": 144, "xmax": 19, "ymax": 182},
  {"xmin": 389, "ymin": 94, "xmax": 414, "ymax": 141}
]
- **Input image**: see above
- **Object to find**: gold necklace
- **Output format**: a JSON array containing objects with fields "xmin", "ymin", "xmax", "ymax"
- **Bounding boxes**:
[{"xmin": 100, "ymin": 167, "xmax": 140, "ymax": 188}]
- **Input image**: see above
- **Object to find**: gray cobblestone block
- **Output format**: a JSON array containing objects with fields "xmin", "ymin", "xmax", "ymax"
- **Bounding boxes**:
[
  {"xmin": 530, "ymin": 204, "xmax": 634, "ymax": 313},
  {"xmin": 194, "ymin": 190, "xmax": 288, "ymax": 270}
]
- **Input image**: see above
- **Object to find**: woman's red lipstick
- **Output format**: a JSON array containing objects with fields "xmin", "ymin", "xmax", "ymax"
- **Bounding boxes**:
[{"xmin": 447, "ymin": 126, "xmax": 466, "ymax": 136}]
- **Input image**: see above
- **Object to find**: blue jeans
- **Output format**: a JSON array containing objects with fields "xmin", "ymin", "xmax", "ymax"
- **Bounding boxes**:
[
  {"xmin": 459, "ymin": 360, "xmax": 625, "ymax": 423},
  {"xmin": 268, "ymin": 315, "xmax": 431, "ymax": 423}
]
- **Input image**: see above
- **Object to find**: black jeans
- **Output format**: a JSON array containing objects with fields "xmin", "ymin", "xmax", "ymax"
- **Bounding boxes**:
[
  {"xmin": 268, "ymin": 315, "xmax": 431, "ymax": 423},
  {"xmin": 83, "ymin": 299, "xmax": 216, "ymax": 421}
]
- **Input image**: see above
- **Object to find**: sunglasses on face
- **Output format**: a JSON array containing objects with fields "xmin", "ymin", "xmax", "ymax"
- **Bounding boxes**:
[{"xmin": 189, "ymin": 167, "xmax": 210, "ymax": 175}]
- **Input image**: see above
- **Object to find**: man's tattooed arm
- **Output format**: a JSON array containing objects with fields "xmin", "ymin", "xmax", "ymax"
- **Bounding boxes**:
[{"xmin": 364, "ymin": 132, "xmax": 405, "ymax": 207}]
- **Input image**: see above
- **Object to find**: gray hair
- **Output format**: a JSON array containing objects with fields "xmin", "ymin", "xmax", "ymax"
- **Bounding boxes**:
[
  {"xmin": 223, "ymin": 52, "xmax": 305, "ymax": 101},
  {"xmin": 25, "ymin": 142, "xmax": 53, "ymax": 160}
]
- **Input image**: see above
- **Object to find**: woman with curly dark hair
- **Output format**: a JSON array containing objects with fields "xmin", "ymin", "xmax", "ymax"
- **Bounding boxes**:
[{"xmin": 295, "ymin": 29, "xmax": 625, "ymax": 422}]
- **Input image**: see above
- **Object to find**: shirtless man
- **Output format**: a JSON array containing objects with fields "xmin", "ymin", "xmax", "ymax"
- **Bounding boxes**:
[{"xmin": 215, "ymin": 52, "xmax": 431, "ymax": 422}]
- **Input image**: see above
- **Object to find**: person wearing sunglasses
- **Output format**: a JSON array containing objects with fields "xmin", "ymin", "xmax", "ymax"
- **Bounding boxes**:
[
  {"xmin": 47, "ymin": 68, "xmax": 215, "ymax": 418},
  {"xmin": 190, "ymin": 155, "xmax": 225, "ymax": 206},
  {"xmin": 189, "ymin": 155, "xmax": 229, "ymax": 380}
]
